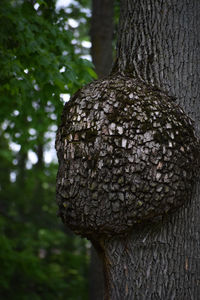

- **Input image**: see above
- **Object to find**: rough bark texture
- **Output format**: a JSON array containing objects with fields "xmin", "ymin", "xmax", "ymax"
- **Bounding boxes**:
[
  {"xmin": 91, "ymin": 0, "xmax": 114, "ymax": 78},
  {"xmin": 56, "ymin": 0, "xmax": 200, "ymax": 299},
  {"xmin": 115, "ymin": 0, "xmax": 200, "ymax": 129},
  {"xmin": 105, "ymin": 0, "xmax": 200, "ymax": 298},
  {"xmin": 56, "ymin": 75, "xmax": 198, "ymax": 238}
]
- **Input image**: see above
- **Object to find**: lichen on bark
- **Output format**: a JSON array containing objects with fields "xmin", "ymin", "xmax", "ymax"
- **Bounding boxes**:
[{"xmin": 56, "ymin": 73, "xmax": 199, "ymax": 240}]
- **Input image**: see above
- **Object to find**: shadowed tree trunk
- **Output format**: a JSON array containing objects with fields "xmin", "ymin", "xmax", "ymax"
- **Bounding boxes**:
[
  {"xmin": 89, "ymin": 1, "xmax": 114, "ymax": 298},
  {"xmin": 56, "ymin": 0, "xmax": 200, "ymax": 299},
  {"xmin": 91, "ymin": 0, "xmax": 114, "ymax": 78},
  {"xmin": 89, "ymin": 247, "xmax": 104, "ymax": 300}
]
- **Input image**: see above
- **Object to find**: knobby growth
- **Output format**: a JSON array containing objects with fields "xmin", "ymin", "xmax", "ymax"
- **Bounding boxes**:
[{"xmin": 56, "ymin": 74, "xmax": 199, "ymax": 242}]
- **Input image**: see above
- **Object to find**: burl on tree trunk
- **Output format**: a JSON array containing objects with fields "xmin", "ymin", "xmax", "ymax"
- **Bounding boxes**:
[
  {"xmin": 56, "ymin": 0, "xmax": 200, "ymax": 299},
  {"xmin": 56, "ymin": 74, "xmax": 199, "ymax": 298}
]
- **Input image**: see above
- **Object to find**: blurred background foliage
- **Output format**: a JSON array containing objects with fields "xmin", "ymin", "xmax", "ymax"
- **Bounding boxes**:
[{"xmin": 0, "ymin": 0, "xmax": 96, "ymax": 298}]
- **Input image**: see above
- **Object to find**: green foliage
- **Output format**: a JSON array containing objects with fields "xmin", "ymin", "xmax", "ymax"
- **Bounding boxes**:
[
  {"xmin": 0, "ymin": 0, "xmax": 95, "ymax": 148},
  {"xmin": 0, "ymin": 208, "xmax": 89, "ymax": 299},
  {"xmin": 0, "ymin": 134, "xmax": 90, "ymax": 299},
  {"xmin": 0, "ymin": 0, "xmax": 95, "ymax": 298}
]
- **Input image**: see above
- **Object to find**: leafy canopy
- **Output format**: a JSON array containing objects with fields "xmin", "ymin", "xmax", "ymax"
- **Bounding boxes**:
[
  {"xmin": 0, "ymin": 0, "xmax": 96, "ymax": 149},
  {"xmin": 0, "ymin": 0, "xmax": 94, "ymax": 299}
]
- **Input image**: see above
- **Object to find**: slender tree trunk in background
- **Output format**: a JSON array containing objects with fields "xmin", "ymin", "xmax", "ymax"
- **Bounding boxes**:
[
  {"xmin": 89, "ymin": 247, "xmax": 104, "ymax": 300},
  {"xmin": 35, "ymin": 144, "xmax": 44, "ymax": 168},
  {"xmin": 17, "ymin": 151, "xmax": 27, "ymax": 188},
  {"xmin": 91, "ymin": 0, "xmax": 114, "ymax": 78},
  {"xmin": 89, "ymin": 1, "xmax": 114, "ymax": 298},
  {"xmin": 102, "ymin": 1, "xmax": 200, "ymax": 298},
  {"xmin": 33, "ymin": 143, "xmax": 45, "ymax": 222}
]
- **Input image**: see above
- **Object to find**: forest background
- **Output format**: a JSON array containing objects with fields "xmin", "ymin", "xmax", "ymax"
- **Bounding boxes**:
[{"xmin": 0, "ymin": 0, "xmax": 115, "ymax": 298}]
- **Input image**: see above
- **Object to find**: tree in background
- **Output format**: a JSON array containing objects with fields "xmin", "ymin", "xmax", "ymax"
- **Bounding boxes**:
[
  {"xmin": 91, "ymin": 0, "xmax": 114, "ymax": 78},
  {"xmin": 89, "ymin": 1, "xmax": 115, "ymax": 299},
  {"xmin": 56, "ymin": 0, "xmax": 200, "ymax": 299},
  {"xmin": 0, "ymin": 0, "xmax": 95, "ymax": 298}
]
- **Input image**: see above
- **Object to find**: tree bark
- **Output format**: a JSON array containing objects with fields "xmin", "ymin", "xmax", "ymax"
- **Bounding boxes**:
[
  {"xmin": 56, "ymin": 1, "xmax": 200, "ymax": 299},
  {"xmin": 102, "ymin": 0, "xmax": 200, "ymax": 298},
  {"xmin": 115, "ymin": 0, "xmax": 200, "ymax": 126}
]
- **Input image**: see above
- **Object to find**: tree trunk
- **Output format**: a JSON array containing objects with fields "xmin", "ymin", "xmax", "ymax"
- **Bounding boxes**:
[
  {"xmin": 103, "ymin": 0, "xmax": 200, "ymax": 298},
  {"xmin": 90, "ymin": 1, "xmax": 114, "ymax": 298},
  {"xmin": 91, "ymin": 0, "xmax": 114, "ymax": 78},
  {"xmin": 56, "ymin": 1, "xmax": 200, "ymax": 299},
  {"xmin": 115, "ymin": 0, "xmax": 200, "ymax": 126},
  {"xmin": 89, "ymin": 246, "xmax": 104, "ymax": 300}
]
